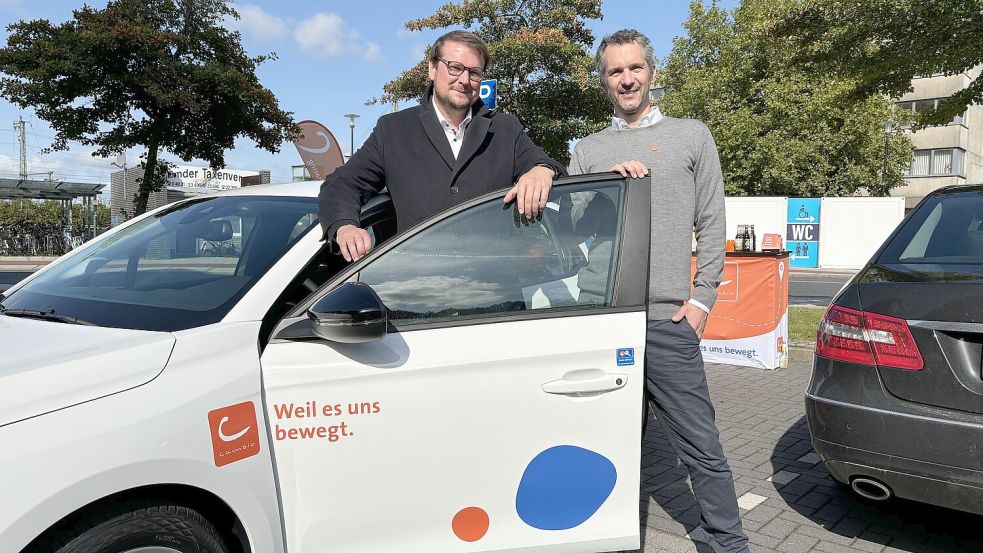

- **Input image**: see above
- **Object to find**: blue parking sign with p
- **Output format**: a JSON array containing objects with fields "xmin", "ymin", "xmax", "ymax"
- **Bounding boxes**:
[{"xmin": 479, "ymin": 79, "xmax": 497, "ymax": 110}]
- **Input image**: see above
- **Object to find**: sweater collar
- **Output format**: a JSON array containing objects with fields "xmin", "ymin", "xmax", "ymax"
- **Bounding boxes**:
[{"xmin": 611, "ymin": 106, "xmax": 663, "ymax": 130}]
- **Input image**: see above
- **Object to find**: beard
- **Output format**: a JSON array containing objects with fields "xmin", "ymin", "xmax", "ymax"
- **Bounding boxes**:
[
  {"xmin": 613, "ymin": 87, "xmax": 648, "ymax": 115},
  {"xmin": 435, "ymin": 85, "xmax": 475, "ymax": 112}
]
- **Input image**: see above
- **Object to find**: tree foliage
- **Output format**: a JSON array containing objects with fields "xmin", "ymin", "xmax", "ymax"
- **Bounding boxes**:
[
  {"xmin": 769, "ymin": 0, "xmax": 983, "ymax": 126},
  {"xmin": 0, "ymin": 0, "xmax": 298, "ymax": 215},
  {"xmin": 660, "ymin": 0, "xmax": 913, "ymax": 197},
  {"xmin": 0, "ymin": 200, "xmax": 109, "ymax": 229},
  {"xmin": 377, "ymin": 0, "xmax": 610, "ymax": 164}
]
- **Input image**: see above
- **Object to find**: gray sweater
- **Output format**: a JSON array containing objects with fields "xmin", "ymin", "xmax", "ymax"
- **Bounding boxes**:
[{"xmin": 569, "ymin": 116, "xmax": 726, "ymax": 320}]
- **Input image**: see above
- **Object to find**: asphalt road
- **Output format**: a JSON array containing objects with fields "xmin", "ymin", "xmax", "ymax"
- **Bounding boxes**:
[
  {"xmin": 0, "ymin": 271, "xmax": 31, "ymax": 293},
  {"xmin": 787, "ymin": 271, "xmax": 852, "ymax": 307}
]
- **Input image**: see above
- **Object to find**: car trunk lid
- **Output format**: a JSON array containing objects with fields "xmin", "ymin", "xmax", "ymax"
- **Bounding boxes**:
[{"xmin": 858, "ymin": 267, "xmax": 983, "ymax": 414}]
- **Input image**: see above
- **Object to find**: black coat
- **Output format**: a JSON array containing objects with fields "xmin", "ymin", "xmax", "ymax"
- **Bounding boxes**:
[{"xmin": 318, "ymin": 85, "xmax": 565, "ymax": 241}]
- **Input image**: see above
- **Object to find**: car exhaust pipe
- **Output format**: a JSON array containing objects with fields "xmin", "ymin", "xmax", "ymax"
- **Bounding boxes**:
[{"xmin": 850, "ymin": 477, "xmax": 892, "ymax": 501}]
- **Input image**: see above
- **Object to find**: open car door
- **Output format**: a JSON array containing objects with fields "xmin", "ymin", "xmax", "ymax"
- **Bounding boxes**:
[{"xmin": 261, "ymin": 174, "xmax": 651, "ymax": 552}]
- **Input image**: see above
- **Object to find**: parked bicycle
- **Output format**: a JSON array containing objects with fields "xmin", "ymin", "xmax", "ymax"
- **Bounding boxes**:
[{"xmin": 0, "ymin": 225, "xmax": 88, "ymax": 256}]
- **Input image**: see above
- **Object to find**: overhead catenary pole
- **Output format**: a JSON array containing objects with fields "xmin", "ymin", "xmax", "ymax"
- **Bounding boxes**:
[{"xmin": 15, "ymin": 116, "xmax": 26, "ymax": 179}]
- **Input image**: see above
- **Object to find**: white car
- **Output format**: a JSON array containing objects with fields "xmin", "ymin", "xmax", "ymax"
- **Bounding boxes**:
[{"xmin": 1, "ymin": 174, "xmax": 651, "ymax": 553}]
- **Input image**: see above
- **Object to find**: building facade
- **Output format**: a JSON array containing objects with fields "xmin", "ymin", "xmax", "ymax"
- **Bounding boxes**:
[{"xmin": 893, "ymin": 66, "xmax": 983, "ymax": 209}]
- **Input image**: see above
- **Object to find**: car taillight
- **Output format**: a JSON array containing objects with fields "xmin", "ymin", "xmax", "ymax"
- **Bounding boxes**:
[{"xmin": 815, "ymin": 305, "xmax": 924, "ymax": 370}]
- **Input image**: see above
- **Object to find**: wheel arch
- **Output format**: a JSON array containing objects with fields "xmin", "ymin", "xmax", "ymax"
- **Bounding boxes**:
[{"xmin": 20, "ymin": 484, "xmax": 251, "ymax": 553}]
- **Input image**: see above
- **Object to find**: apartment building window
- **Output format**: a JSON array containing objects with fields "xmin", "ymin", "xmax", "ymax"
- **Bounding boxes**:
[
  {"xmin": 896, "ymin": 98, "xmax": 966, "ymax": 125},
  {"xmin": 291, "ymin": 165, "xmax": 312, "ymax": 182},
  {"xmin": 907, "ymin": 148, "xmax": 964, "ymax": 177}
]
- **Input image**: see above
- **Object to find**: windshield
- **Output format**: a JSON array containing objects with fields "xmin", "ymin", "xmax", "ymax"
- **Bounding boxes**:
[
  {"xmin": 0, "ymin": 195, "xmax": 318, "ymax": 331},
  {"xmin": 875, "ymin": 189, "xmax": 983, "ymax": 281}
]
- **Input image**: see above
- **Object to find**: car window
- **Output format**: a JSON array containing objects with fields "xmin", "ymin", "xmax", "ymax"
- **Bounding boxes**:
[
  {"xmin": 1, "ymin": 196, "xmax": 319, "ymax": 331},
  {"xmin": 878, "ymin": 190, "xmax": 983, "ymax": 278},
  {"xmin": 358, "ymin": 181, "xmax": 625, "ymax": 326},
  {"xmin": 263, "ymin": 212, "xmax": 398, "ymax": 344}
]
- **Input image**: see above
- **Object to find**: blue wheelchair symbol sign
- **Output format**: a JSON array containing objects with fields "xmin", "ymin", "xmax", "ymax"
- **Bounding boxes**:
[
  {"xmin": 479, "ymin": 79, "xmax": 497, "ymax": 110},
  {"xmin": 616, "ymin": 348, "xmax": 634, "ymax": 366}
]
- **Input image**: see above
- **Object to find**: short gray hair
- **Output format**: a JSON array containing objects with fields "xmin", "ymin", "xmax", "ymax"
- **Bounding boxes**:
[{"xmin": 594, "ymin": 29, "xmax": 656, "ymax": 77}]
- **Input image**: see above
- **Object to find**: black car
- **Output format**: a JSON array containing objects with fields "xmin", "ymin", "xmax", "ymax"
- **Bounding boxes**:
[{"xmin": 806, "ymin": 184, "xmax": 983, "ymax": 514}]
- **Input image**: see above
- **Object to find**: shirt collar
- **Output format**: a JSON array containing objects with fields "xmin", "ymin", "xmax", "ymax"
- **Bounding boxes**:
[
  {"xmin": 611, "ymin": 105, "xmax": 663, "ymax": 130},
  {"xmin": 432, "ymin": 96, "xmax": 472, "ymax": 132}
]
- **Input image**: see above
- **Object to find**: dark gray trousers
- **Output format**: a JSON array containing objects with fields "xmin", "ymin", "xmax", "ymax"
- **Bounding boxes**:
[{"xmin": 645, "ymin": 319, "xmax": 749, "ymax": 553}]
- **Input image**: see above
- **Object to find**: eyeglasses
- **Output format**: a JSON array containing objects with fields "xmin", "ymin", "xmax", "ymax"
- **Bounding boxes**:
[{"xmin": 437, "ymin": 58, "xmax": 485, "ymax": 82}]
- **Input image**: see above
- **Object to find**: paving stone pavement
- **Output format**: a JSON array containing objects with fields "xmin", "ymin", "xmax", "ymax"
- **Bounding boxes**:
[{"xmin": 619, "ymin": 347, "xmax": 983, "ymax": 553}]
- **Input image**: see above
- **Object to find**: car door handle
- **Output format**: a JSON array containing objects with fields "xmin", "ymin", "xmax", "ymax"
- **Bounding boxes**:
[{"xmin": 542, "ymin": 370, "xmax": 627, "ymax": 395}]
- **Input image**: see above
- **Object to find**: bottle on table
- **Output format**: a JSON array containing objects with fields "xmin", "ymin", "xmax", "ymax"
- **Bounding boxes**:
[{"xmin": 749, "ymin": 224, "xmax": 756, "ymax": 252}]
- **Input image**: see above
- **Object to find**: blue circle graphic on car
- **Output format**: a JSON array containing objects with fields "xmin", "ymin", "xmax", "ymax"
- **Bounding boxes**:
[{"xmin": 515, "ymin": 445, "xmax": 617, "ymax": 530}]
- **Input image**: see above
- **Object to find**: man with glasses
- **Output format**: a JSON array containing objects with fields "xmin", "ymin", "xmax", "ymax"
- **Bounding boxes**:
[{"xmin": 319, "ymin": 30, "xmax": 564, "ymax": 262}]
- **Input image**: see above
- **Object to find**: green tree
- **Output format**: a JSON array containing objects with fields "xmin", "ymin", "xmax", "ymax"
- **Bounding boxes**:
[
  {"xmin": 660, "ymin": 0, "xmax": 913, "ymax": 197},
  {"xmin": 376, "ymin": 0, "xmax": 610, "ymax": 164},
  {"xmin": 0, "ymin": 0, "xmax": 298, "ymax": 215},
  {"xmin": 0, "ymin": 199, "xmax": 63, "ymax": 228},
  {"xmin": 770, "ymin": 0, "xmax": 983, "ymax": 126},
  {"xmin": 70, "ymin": 203, "xmax": 110, "ymax": 230}
]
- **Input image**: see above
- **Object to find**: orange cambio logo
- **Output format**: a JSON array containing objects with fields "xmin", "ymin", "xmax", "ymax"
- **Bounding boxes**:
[
  {"xmin": 716, "ymin": 262, "xmax": 739, "ymax": 302},
  {"xmin": 208, "ymin": 401, "xmax": 260, "ymax": 467}
]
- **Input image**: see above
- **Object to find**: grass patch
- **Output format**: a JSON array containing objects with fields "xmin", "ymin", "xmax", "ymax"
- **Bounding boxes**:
[{"xmin": 789, "ymin": 306, "xmax": 825, "ymax": 343}]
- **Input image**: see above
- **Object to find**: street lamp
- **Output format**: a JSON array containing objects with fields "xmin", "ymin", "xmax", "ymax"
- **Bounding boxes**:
[
  {"xmin": 881, "ymin": 119, "xmax": 895, "ymax": 197},
  {"xmin": 343, "ymin": 113, "xmax": 360, "ymax": 160}
]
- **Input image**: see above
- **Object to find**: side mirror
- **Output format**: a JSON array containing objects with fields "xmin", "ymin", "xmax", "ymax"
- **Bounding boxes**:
[
  {"xmin": 307, "ymin": 282, "xmax": 388, "ymax": 343},
  {"xmin": 202, "ymin": 220, "xmax": 233, "ymax": 241}
]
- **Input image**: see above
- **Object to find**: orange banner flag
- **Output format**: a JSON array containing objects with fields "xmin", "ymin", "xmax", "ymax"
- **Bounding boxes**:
[{"xmin": 292, "ymin": 120, "xmax": 345, "ymax": 180}]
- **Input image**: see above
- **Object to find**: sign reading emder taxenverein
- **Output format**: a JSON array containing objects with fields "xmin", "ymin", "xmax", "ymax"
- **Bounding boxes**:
[{"xmin": 167, "ymin": 166, "xmax": 260, "ymax": 193}]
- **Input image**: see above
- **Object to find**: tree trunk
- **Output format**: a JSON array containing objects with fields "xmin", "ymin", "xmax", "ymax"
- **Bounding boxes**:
[{"xmin": 135, "ymin": 138, "xmax": 160, "ymax": 216}]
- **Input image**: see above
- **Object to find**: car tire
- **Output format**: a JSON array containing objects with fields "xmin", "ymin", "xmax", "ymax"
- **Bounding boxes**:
[{"xmin": 26, "ymin": 500, "xmax": 231, "ymax": 553}]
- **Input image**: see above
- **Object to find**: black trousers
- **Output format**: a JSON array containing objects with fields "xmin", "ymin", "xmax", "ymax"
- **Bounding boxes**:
[{"xmin": 644, "ymin": 319, "xmax": 749, "ymax": 553}]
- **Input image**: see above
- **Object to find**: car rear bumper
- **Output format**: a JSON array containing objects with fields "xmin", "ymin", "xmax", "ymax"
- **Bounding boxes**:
[
  {"xmin": 811, "ymin": 436, "xmax": 983, "ymax": 515},
  {"xmin": 805, "ymin": 357, "xmax": 983, "ymax": 514}
]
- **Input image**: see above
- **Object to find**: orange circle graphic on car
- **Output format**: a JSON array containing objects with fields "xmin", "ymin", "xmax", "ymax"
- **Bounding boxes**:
[{"xmin": 452, "ymin": 506, "xmax": 489, "ymax": 542}]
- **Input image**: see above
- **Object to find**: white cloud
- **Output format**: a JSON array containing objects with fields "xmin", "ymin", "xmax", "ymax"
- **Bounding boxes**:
[
  {"xmin": 293, "ymin": 12, "xmax": 383, "ymax": 62},
  {"xmin": 410, "ymin": 43, "xmax": 428, "ymax": 62},
  {"xmin": 228, "ymin": 4, "xmax": 289, "ymax": 42},
  {"xmin": 0, "ymin": 150, "xmax": 140, "ymax": 185},
  {"xmin": 363, "ymin": 42, "xmax": 382, "ymax": 62}
]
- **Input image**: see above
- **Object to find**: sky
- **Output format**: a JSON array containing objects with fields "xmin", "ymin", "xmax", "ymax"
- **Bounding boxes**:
[{"xmin": 0, "ymin": 0, "xmax": 739, "ymax": 197}]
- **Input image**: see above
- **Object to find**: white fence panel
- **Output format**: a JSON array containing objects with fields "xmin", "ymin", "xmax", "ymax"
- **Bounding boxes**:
[
  {"xmin": 818, "ymin": 197, "xmax": 906, "ymax": 268},
  {"xmin": 722, "ymin": 197, "xmax": 787, "ymax": 248}
]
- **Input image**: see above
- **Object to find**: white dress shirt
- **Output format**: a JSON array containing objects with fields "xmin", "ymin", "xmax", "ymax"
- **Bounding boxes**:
[
  {"xmin": 611, "ymin": 105, "xmax": 663, "ymax": 130},
  {"xmin": 433, "ymin": 96, "xmax": 473, "ymax": 159}
]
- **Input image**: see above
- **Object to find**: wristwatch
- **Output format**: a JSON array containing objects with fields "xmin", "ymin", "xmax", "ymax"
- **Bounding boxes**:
[{"xmin": 535, "ymin": 163, "xmax": 558, "ymax": 178}]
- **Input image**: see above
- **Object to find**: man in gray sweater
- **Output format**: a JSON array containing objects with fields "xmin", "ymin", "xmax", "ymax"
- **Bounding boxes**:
[{"xmin": 569, "ymin": 29, "xmax": 748, "ymax": 553}]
